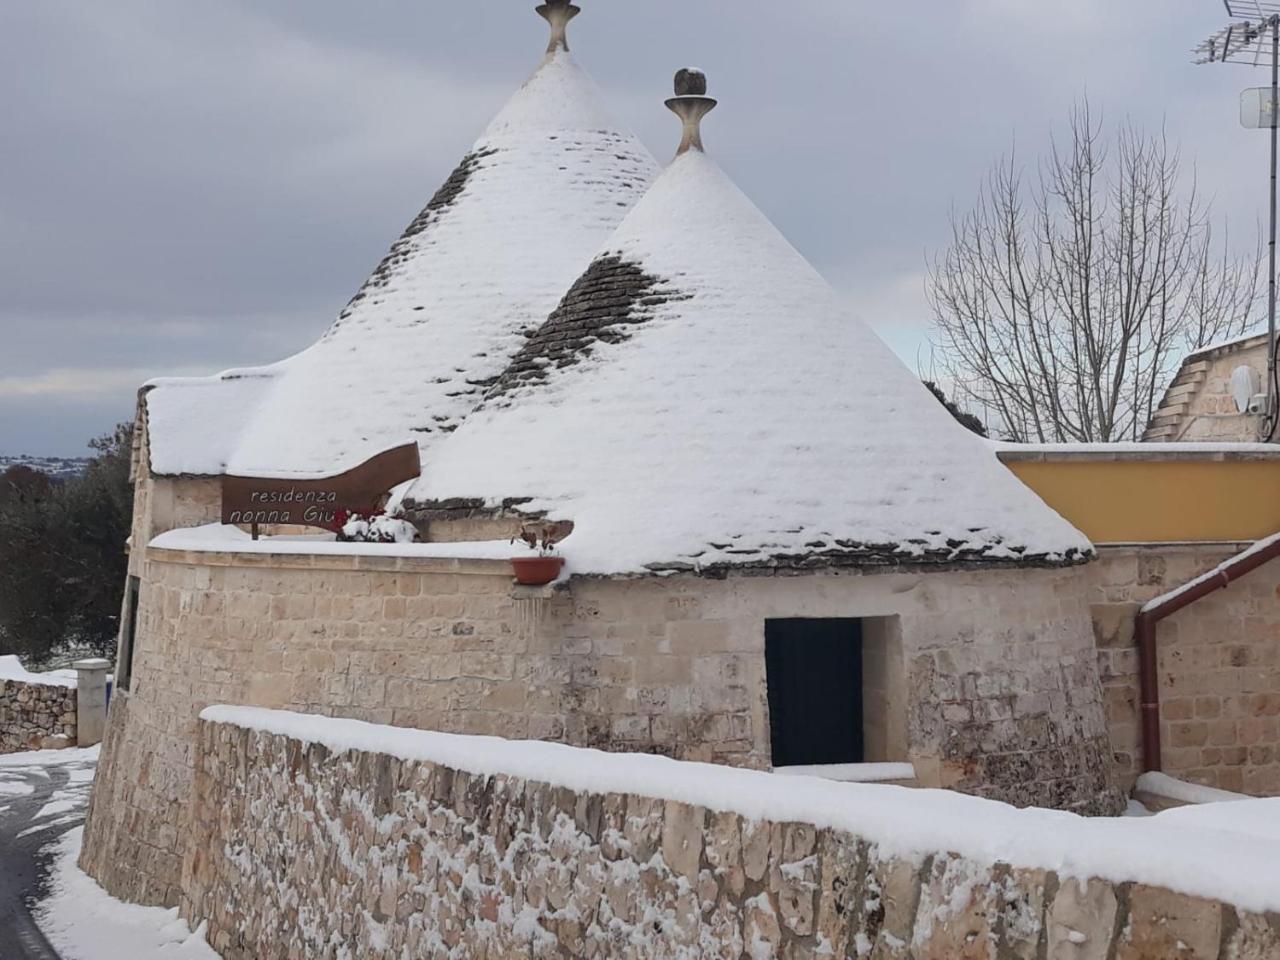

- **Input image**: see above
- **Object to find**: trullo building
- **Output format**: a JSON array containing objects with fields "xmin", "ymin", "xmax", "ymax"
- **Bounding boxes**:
[{"xmin": 82, "ymin": 2, "xmax": 1126, "ymax": 911}]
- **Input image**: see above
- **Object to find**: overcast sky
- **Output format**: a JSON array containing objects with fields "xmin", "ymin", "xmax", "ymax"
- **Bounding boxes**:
[{"xmin": 0, "ymin": 0, "xmax": 1268, "ymax": 455}]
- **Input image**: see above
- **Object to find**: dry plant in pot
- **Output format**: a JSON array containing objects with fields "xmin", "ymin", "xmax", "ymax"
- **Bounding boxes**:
[{"xmin": 511, "ymin": 521, "xmax": 573, "ymax": 586}]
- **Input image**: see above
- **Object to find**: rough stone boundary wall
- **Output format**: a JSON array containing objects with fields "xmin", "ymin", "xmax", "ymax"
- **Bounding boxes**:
[
  {"xmin": 183, "ymin": 716, "xmax": 1280, "ymax": 960},
  {"xmin": 0, "ymin": 679, "xmax": 76, "ymax": 754}
]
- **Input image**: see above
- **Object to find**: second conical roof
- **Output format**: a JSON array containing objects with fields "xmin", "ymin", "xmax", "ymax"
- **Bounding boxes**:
[{"xmin": 417, "ymin": 148, "xmax": 1091, "ymax": 574}]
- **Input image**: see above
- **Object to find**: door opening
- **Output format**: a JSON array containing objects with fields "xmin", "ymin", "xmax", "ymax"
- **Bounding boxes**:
[
  {"xmin": 765, "ymin": 618, "xmax": 864, "ymax": 767},
  {"xmin": 118, "ymin": 576, "xmax": 141, "ymax": 692}
]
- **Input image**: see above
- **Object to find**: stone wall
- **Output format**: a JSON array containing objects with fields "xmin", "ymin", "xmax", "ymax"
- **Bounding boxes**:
[
  {"xmin": 1145, "ymin": 335, "xmax": 1272, "ymax": 442},
  {"xmin": 1092, "ymin": 544, "xmax": 1280, "ymax": 795},
  {"xmin": 182, "ymin": 717, "xmax": 1280, "ymax": 960},
  {"xmin": 81, "ymin": 537, "xmax": 1119, "ymax": 909},
  {"xmin": 0, "ymin": 678, "xmax": 77, "ymax": 754}
]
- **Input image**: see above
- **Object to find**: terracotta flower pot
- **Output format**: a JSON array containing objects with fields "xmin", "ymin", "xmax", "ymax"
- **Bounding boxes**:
[{"xmin": 511, "ymin": 555, "xmax": 565, "ymax": 586}]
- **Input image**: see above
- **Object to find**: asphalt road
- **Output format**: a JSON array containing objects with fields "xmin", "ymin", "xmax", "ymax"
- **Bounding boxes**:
[{"xmin": 0, "ymin": 752, "xmax": 95, "ymax": 960}]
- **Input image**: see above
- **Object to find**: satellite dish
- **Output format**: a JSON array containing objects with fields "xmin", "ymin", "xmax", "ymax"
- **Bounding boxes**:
[
  {"xmin": 1241, "ymin": 87, "xmax": 1279, "ymax": 129},
  {"xmin": 1232, "ymin": 364, "xmax": 1262, "ymax": 413}
]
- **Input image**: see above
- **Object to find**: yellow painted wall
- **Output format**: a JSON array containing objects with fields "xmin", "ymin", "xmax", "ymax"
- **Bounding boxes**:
[{"xmin": 1003, "ymin": 458, "xmax": 1280, "ymax": 543}]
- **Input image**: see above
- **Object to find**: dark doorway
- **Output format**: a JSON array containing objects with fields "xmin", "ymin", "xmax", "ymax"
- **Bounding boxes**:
[
  {"xmin": 765, "ymin": 618, "xmax": 864, "ymax": 767},
  {"xmin": 118, "ymin": 576, "xmax": 140, "ymax": 692}
]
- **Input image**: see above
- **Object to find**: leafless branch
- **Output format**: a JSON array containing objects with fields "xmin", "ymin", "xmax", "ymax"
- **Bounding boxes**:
[{"xmin": 927, "ymin": 100, "xmax": 1262, "ymax": 442}]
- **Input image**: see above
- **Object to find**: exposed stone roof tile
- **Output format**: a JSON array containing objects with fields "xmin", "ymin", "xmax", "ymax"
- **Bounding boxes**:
[{"xmin": 487, "ymin": 255, "xmax": 689, "ymax": 401}]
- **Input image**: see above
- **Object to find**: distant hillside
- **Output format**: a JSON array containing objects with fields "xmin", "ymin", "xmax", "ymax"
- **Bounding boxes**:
[{"xmin": 0, "ymin": 454, "xmax": 90, "ymax": 481}]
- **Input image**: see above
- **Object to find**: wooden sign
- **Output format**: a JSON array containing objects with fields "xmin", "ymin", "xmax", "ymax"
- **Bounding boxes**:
[{"xmin": 221, "ymin": 443, "xmax": 421, "ymax": 532}]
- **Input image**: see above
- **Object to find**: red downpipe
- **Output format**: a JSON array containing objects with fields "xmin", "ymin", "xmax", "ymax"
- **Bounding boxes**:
[{"xmin": 1136, "ymin": 535, "xmax": 1280, "ymax": 773}]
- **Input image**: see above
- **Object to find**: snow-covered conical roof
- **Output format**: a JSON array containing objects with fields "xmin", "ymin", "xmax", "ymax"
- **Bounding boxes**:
[
  {"xmin": 144, "ymin": 7, "xmax": 658, "ymax": 478},
  {"xmin": 417, "ymin": 75, "xmax": 1092, "ymax": 575}
]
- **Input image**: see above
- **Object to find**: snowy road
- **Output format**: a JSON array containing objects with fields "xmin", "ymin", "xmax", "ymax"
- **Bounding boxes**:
[
  {"xmin": 0, "ymin": 746, "xmax": 216, "ymax": 960},
  {"xmin": 0, "ymin": 746, "xmax": 97, "ymax": 960}
]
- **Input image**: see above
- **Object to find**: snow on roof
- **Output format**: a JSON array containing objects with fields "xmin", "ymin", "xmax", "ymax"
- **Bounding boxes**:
[
  {"xmin": 145, "ymin": 45, "xmax": 658, "ymax": 479},
  {"xmin": 143, "ymin": 368, "xmax": 280, "ymax": 476},
  {"xmin": 1184, "ymin": 324, "xmax": 1272, "ymax": 362},
  {"xmin": 416, "ymin": 149, "xmax": 1093, "ymax": 575}
]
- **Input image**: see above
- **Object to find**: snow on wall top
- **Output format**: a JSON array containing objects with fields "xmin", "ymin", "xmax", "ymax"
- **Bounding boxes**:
[
  {"xmin": 149, "ymin": 522, "xmax": 516, "ymax": 562},
  {"xmin": 0, "ymin": 655, "xmax": 78, "ymax": 689},
  {"xmin": 144, "ymin": 48, "xmax": 658, "ymax": 479},
  {"xmin": 416, "ymin": 150, "xmax": 1093, "ymax": 575},
  {"xmin": 202, "ymin": 706, "xmax": 1280, "ymax": 914}
]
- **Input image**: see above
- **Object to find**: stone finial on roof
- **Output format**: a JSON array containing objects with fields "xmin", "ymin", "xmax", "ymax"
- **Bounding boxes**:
[
  {"xmin": 665, "ymin": 69, "xmax": 717, "ymax": 156},
  {"xmin": 536, "ymin": 0, "xmax": 581, "ymax": 55}
]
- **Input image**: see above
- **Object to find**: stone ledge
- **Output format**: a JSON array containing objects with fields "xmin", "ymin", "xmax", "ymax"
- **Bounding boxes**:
[
  {"xmin": 998, "ymin": 446, "xmax": 1280, "ymax": 463},
  {"xmin": 145, "ymin": 546, "xmax": 514, "ymax": 577},
  {"xmin": 510, "ymin": 582, "xmax": 566, "ymax": 600}
]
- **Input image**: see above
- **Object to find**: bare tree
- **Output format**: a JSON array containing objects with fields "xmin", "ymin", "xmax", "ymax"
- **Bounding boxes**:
[{"xmin": 928, "ymin": 101, "xmax": 1261, "ymax": 443}]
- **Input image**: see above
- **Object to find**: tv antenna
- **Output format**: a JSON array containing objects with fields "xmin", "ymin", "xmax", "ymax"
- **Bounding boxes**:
[{"xmin": 1195, "ymin": 1, "xmax": 1280, "ymax": 441}]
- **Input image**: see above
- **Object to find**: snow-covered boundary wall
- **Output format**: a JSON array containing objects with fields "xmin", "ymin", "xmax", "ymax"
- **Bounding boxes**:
[
  {"xmin": 185, "ymin": 708, "xmax": 1280, "ymax": 959},
  {"xmin": 0, "ymin": 656, "xmax": 78, "ymax": 754}
]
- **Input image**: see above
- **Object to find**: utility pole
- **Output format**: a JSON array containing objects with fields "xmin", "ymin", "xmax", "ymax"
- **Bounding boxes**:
[{"xmin": 1196, "ymin": 3, "xmax": 1280, "ymax": 441}]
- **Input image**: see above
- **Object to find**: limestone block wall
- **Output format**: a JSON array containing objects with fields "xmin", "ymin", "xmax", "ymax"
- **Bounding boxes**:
[
  {"xmin": 183, "ymin": 715, "xmax": 1280, "ymax": 960},
  {"xmin": 127, "ymin": 474, "xmax": 220, "ymax": 580},
  {"xmin": 1092, "ymin": 544, "xmax": 1280, "ymax": 795},
  {"xmin": 1146, "ymin": 336, "xmax": 1272, "ymax": 442},
  {"xmin": 126, "ymin": 414, "xmax": 222, "ymax": 584},
  {"xmin": 81, "ymin": 540, "xmax": 1118, "ymax": 909},
  {"xmin": 0, "ymin": 679, "xmax": 77, "ymax": 753}
]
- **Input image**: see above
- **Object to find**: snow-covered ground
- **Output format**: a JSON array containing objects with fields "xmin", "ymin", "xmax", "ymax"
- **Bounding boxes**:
[
  {"xmin": 1136, "ymin": 771, "xmax": 1251, "ymax": 806},
  {"xmin": 0, "ymin": 454, "xmax": 88, "ymax": 481},
  {"xmin": 0, "ymin": 746, "xmax": 216, "ymax": 959},
  {"xmin": 0, "ymin": 745, "xmax": 97, "ymax": 824},
  {"xmin": 36, "ymin": 829, "xmax": 217, "ymax": 960}
]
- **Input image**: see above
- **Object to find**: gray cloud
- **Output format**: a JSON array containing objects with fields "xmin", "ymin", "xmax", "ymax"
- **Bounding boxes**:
[{"xmin": 0, "ymin": 0, "xmax": 1265, "ymax": 454}]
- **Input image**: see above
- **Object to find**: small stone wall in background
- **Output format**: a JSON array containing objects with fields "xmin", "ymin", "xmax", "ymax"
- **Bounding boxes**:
[
  {"xmin": 183, "ymin": 719, "xmax": 1280, "ymax": 960},
  {"xmin": 0, "ymin": 679, "xmax": 77, "ymax": 754}
]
